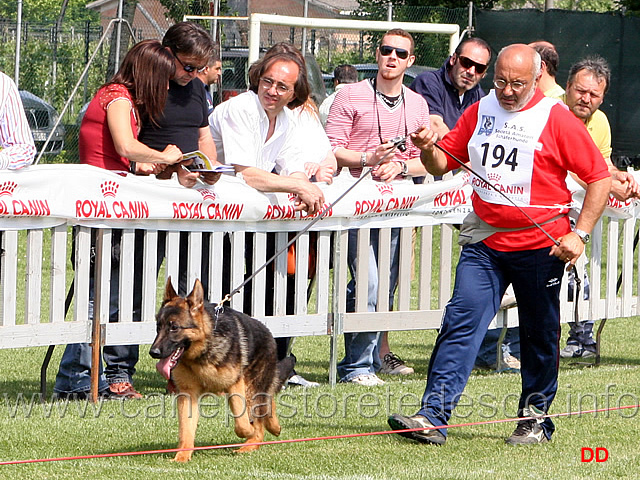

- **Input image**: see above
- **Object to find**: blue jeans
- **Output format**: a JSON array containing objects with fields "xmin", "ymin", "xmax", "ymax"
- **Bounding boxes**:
[
  {"xmin": 417, "ymin": 242, "xmax": 564, "ymax": 440},
  {"xmin": 55, "ymin": 343, "xmax": 138, "ymax": 393},
  {"xmin": 337, "ymin": 228, "xmax": 400, "ymax": 382},
  {"xmin": 54, "ymin": 230, "xmax": 147, "ymax": 394}
]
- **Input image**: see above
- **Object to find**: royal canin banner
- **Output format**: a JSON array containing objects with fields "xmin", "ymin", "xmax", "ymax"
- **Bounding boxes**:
[{"xmin": 0, "ymin": 164, "xmax": 637, "ymax": 231}]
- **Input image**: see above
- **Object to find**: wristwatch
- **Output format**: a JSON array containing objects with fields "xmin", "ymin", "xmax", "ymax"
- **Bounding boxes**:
[
  {"xmin": 360, "ymin": 152, "xmax": 367, "ymax": 168},
  {"xmin": 395, "ymin": 160, "xmax": 409, "ymax": 176},
  {"xmin": 574, "ymin": 228, "xmax": 590, "ymax": 244}
]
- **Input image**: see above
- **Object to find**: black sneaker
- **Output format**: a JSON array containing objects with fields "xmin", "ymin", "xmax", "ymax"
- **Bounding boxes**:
[
  {"xmin": 388, "ymin": 414, "xmax": 446, "ymax": 445},
  {"xmin": 505, "ymin": 406, "xmax": 549, "ymax": 445}
]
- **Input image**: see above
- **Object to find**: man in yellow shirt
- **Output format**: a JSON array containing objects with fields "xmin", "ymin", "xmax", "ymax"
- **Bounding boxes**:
[{"xmin": 561, "ymin": 55, "xmax": 640, "ymax": 357}]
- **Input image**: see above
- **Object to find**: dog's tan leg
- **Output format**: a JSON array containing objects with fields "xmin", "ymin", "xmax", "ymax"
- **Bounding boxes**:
[
  {"xmin": 236, "ymin": 419, "xmax": 265, "ymax": 453},
  {"xmin": 264, "ymin": 396, "xmax": 281, "ymax": 436},
  {"xmin": 174, "ymin": 392, "xmax": 200, "ymax": 462},
  {"xmin": 227, "ymin": 378, "xmax": 254, "ymax": 439}
]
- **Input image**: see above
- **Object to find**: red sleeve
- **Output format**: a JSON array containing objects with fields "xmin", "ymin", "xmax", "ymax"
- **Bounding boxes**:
[
  {"xmin": 543, "ymin": 103, "xmax": 609, "ymax": 185},
  {"xmin": 98, "ymin": 84, "xmax": 132, "ymax": 111}
]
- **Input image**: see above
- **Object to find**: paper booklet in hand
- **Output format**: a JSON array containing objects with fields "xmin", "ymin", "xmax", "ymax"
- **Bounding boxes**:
[{"xmin": 182, "ymin": 151, "xmax": 235, "ymax": 173}]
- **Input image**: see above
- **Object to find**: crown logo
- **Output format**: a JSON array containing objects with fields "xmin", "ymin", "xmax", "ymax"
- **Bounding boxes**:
[
  {"xmin": 198, "ymin": 189, "xmax": 216, "ymax": 202},
  {"xmin": 100, "ymin": 180, "xmax": 119, "ymax": 198},
  {"xmin": 376, "ymin": 183, "xmax": 393, "ymax": 196},
  {"xmin": 288, "ymin": 192, "xmax": 297, "ymax": 203},
  {"xmin": 0, "ymin": 181, "xmax": 17, "ymax": 197},
  {"xmin": 487, "ymin": 173, "xmax": 501, "ymax": 183}
]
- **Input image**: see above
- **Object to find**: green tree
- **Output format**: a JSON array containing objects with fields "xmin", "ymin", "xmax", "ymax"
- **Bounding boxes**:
[
  {"xmin": 0, "ymin": 0, "xmax": 98, "ymax": 23},
  {"xmin": 613, "ymin": 0, "xmax": 640, "ymax": 13},
  {"xmin": 354, "ymin": 0, "xmax": 475, "ymax": 68}
]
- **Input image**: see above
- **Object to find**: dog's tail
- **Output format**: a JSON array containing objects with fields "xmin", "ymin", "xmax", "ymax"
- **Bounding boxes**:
[{"xmin": 276, "ymin": 356, "xmax": 296, "ymax": 388}]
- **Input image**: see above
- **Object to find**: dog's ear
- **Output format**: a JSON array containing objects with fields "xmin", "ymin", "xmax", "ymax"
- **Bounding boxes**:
[
  {"xmin": 186, "ymin": 278, "xmax": 205, "ymax": 313},
  {"xmin": 164, "ymin": 276, "xmax": 178, "ymax": 302}
]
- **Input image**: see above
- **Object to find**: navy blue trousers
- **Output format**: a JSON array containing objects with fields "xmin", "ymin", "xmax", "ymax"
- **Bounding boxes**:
[{"xmin": 418, "ymin": 242, "xmax": 564, "ymax": 439}]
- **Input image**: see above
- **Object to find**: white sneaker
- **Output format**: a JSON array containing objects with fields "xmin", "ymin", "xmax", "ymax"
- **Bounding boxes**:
[
  {"xmin": 380, "ymin": 352, "xmax": 415, "ymax": 375},
  {"xmin": 560, "ymin": 344, "xmax": 596, "ymax": 358},
  {"xmin": 287, "ymin": 374, "xmax": 320, "ymax": 388},
  {"xmin": 345, "ymin": 373, "xmax": 385, "ymax": 386}
]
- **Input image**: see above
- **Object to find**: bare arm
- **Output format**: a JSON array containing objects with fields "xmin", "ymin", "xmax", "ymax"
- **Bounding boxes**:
[
  {"xmin": 107, "ymin": 100, "xmax": 182, "ymax": 164},
  {"xmin": 429, "ymin": 114, "xmax": 450, "ymax": 141},
  {"xmin": 305, "ymin": 150, "xmax": 337, "ymax": 183},
  {"xmin": 197, "ymin": 126, "xmax": 218, "ymax": 165},
  {"xmin": 196, "ymin": 126, "xmax": 221, "ymax": 185},
  {"xmin": 410, "ymin": 125, "xmax": 450, "ymax": 176}
]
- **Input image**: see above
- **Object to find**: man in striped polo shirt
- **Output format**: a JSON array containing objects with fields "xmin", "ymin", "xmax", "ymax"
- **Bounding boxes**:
[{"xmin": 325, "ymin": 29, "xmax": 430, "ymax": 386}]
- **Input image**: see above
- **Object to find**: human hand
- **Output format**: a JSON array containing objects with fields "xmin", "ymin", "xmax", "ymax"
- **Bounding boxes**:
[
  {"xmin": 294, "ymin": 181, "xmax": 325, "ymax": 216},
  {"xmin": 200, "ymin": 171, "xmax": 222, "ymax": 185},
  {"xmin": 373, "ymin": 160, "xmax": 403, "ymax": 183},
  {"xmin": 550, "ymin": 232, "xmax": 585, "ymax": 271},
  {"xmin": 610, "ymin": 169, "xmax": 640, "ymax": 201},
  {"xmin": 304, "ymin": 162, "xmax": 320, "ymax": 179},
  {"xmin": 370, "ymin": 140, "xmax": 397, "ymax": 166},
  {"xmin": 162, "ymin": 144, "xmax": 183, "ymax": 164},
  {"xmin": 410, "ymin": 125, "xmax": 438, "ymax": 153},
  {"xmin": 177, "ymin": 165, "xmax": 199, "ymax": 188},
  {"xmin": 136, "ymin": 162, "xmax": 166, "ymax": 175},
  {"xmin": 306, "ymin": 162, "xmax": 336, "ymax": 184}
]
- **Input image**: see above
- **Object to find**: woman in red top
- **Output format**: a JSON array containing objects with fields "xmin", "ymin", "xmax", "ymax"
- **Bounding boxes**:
[
  {"xmin": 55, "ymin": 40, "xmax": 184, "ymax": 401},
  {"xmin": 79, "ymin": 39, "xmax": 182, "ymax": 173}
]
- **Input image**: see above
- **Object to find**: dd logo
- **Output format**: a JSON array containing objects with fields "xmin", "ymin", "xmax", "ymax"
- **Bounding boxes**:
[{"xmin": 581, "ymin": 447, "xmax": 609, "ymax": 462}]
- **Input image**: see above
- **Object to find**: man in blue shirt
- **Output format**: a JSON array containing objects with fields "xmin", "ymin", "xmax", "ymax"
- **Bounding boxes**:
[
  {"xmin": 410, "ymin": 37, "xmax": 491, "ymax": 140},
  {"xmin": 197, "ymin": 47, "xmax": 222, "ymax": 116}
]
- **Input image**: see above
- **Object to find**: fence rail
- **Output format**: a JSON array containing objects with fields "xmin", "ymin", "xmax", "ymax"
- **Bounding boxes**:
[{"xmin": 1, "ymin": 174, "xmax": 638, "ymax": 388}]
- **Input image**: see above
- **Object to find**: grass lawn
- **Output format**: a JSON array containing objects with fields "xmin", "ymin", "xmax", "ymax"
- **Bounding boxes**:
[{"xmin": 0, "ymin": 317, "xmax": 639, "ymax": 479}]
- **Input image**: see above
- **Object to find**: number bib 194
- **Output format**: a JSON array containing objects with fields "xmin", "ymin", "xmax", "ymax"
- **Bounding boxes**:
[{"xmin": 467, "ymin": 91, "xmax": 557, "ymax": 207}]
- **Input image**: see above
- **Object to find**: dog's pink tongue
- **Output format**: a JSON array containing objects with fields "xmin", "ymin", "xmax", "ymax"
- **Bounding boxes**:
[{"xmin": 156, "ymin": 358, "xmax": 172, "ymax": 380}]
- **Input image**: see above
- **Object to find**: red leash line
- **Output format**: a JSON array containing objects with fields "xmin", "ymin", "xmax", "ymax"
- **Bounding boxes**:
[{"xmin": 1, "ymin": 403, "xmax": 638, "ymax": 466}]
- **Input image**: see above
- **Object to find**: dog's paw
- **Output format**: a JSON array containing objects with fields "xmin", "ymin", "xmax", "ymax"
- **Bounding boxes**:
[
  {"xmin": 235, "ymin": 444, "xmax": 260, "ymax": 454},
  {"xmin": 173, "ymin": 451, "xmax": 193, "ymax": 462}
]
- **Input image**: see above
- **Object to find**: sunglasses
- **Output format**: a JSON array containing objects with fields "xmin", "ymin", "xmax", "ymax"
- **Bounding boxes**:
[
  {"xmin": 379, "ymin": 45, "xmax": 410, "ymax": 60},
  {"xmin": 457, "ymin": 55, "xmax": 488, "ymax": 74},
  {"xmin": 173, "ymin": 52, "xmax": 206, "ymax": 73}
]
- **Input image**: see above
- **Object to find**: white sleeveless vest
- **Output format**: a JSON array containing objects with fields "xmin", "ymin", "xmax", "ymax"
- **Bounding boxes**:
[{"xmin": 467, "ymin": 91, "xmax": 560, "ymax": 207}]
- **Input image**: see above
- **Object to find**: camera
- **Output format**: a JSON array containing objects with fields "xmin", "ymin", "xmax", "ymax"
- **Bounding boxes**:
[{"xmin": 389, "ymin": 135, "xmax": 407, "ymax": 152}]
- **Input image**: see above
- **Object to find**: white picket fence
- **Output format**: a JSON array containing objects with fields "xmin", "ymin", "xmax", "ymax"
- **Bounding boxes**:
[{"xmin": 1, "ymin": 207, "xmax": 638, "ymax": 390}]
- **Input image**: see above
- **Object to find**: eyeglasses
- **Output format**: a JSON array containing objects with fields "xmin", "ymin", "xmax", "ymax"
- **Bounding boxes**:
[
  {"xmin": 493, "ymin": 79, "xmax": 527, "ymax": 93},
  {"xmin": 457, "ymin": 55, "xmax": 488, "ymax": 74},
  {"xmin": 379, "ymin": 45, "xmax": 410, "ymax": 60},
  {"xmin": 260, "ymin": 77, "xmax": 293, "ymax": 95},
  {"xmin": 173, "ymin": 53, "xmax": 206, "ymax": 73}
]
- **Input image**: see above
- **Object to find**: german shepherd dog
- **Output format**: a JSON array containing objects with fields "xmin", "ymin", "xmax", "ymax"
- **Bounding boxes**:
[{"xmin": 150, "ymin": 278, "xmax": 294, "ymax": 462}]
